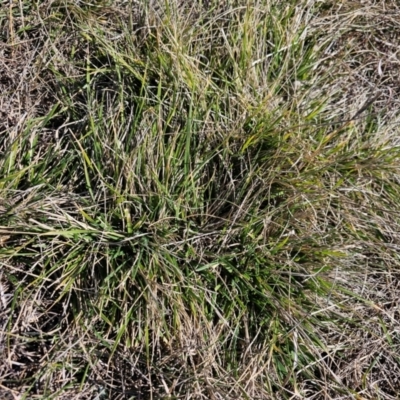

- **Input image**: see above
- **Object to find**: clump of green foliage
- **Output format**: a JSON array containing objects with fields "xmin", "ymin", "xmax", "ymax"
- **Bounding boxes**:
[{"xmin": 1, "ymin": 0, "xmax": 400, "ymax": 398}]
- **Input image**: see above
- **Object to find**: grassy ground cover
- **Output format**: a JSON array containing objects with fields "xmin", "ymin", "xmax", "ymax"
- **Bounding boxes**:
[{"xmin": 1, "ymin": 0, "xmax": 400, "ymax": 398}]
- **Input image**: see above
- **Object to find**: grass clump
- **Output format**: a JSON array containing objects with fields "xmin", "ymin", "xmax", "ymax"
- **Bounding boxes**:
[{"xmin": 1, "ymin": 0, "xmax": 400, "ymax": 399}]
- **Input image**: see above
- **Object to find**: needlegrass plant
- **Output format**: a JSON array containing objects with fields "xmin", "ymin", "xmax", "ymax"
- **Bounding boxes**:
[{"xmin": 1, "ymin": 0, "xmax": 400, "ymax": 399}]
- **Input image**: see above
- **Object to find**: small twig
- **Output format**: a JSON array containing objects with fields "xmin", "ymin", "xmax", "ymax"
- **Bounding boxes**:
[{"xmin": 350, "ymin": 91, "xmax": 382, "ymax": 121}]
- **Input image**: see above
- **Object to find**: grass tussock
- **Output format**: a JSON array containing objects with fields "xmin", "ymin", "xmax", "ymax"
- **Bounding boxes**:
[{"xmin": 1, "ymin": 0, "xmax": 400, "ymax": 399}]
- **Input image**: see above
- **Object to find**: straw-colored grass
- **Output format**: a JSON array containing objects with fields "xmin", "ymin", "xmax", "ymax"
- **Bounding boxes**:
[{"xmin": 1, "ymin": 0, "xmax": 400, "ymax": 399}]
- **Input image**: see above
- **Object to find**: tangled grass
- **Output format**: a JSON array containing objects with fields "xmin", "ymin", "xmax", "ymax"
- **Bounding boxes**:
[{"xmin": 1, "ymin": 0, "xmax": 400, "ymax": 399}]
